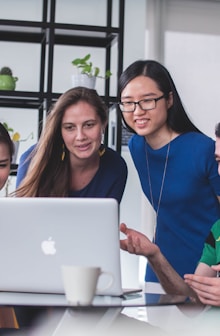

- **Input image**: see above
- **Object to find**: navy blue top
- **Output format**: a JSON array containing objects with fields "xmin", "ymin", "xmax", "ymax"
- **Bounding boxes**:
[
  {"xmin": 129, "ymin": 132, "xmax": 220, "ymax": 282},
  {"xmin": 16, "ymin": 144, "xmax": 127, "ymax": 204}
]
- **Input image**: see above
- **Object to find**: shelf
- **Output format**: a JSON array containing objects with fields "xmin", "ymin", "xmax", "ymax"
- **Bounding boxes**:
[
  {"xmin": 0, "ymin": 20, "xmax": 46, "ymax": 43},
  {"xmin": 0, "ymin": 19, "xmax": 119, "ymax": 47},
  {"xmin": 0, "ymin": 91, "xmax": 119, "ymax": 114},
  {"xmin": 0, "ymin": 0, "xmax": 124, "ymax": 152},
  {"xmin": 10, "ymin": 164, "xmax": 18, "ymax": 176},
  {"xmin": 0, "ymin": 91, "xmax": 44, "ymax": 109}
]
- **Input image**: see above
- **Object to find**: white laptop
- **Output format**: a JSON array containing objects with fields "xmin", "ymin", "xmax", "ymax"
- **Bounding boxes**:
[{"xmin": 0, "ymin": 197, "xmax": 129, "ymax": 297}]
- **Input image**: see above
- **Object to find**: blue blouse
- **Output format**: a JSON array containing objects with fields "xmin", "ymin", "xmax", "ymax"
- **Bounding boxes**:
[{"xmin": 129, "ymin": 132, "xmax": 220, "ymax": 282}]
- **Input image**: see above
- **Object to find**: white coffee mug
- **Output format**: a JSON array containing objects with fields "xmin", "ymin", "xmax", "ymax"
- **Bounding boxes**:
[{"xmin": 61, "ymin": 265, "xmax": 114, "ymax": 305}]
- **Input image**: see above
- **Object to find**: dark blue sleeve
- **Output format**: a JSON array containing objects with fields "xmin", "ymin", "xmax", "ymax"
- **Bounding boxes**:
[
  {"xmin": 98, "ymin": 148, "xmax": 128, "ymax": 203},
  {"xmin": 16, "ymin": 144, "xmax": 36, "ymax": 188}
]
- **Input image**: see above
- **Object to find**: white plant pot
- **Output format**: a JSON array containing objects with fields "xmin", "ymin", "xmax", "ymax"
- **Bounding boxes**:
[
  {"xmin": 12, "ymin": 141, "xmax": 20, "ymax": 164},
  {"xmin": 71, "ymin": 74, "xmax": 96, "ymax": 89}
]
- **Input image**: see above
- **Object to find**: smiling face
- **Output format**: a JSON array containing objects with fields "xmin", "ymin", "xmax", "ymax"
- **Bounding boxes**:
[
  {"xmin": 121, "ymin": 75, "xmax": 173, "ymax": 143},
  {"xmin": 61, "ymin": 101, "xmax": 105, "ymax": 163},
  {"xmin": 0, "ymin": 142, "xmax": 11, "ymax": 190}
]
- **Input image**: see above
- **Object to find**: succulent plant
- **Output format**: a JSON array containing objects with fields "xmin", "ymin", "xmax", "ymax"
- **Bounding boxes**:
[{"xmin": 0, "ymin": 67, "xmax": 13, "ymax": 76}]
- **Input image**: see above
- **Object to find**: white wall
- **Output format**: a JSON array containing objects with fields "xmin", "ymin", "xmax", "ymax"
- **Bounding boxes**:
[{"xmin": 165, "ymin": 0, "xmax": 220, "ymax": 139}]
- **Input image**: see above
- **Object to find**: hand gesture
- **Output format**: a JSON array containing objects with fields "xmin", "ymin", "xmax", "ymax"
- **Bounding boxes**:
[
  {"xmin": 120, "ymin": 223, "xmax": 159, "ymax": 257},
  {"xmin": 184, "ymin": 264, "xmax": 220, "ymax": 306}
]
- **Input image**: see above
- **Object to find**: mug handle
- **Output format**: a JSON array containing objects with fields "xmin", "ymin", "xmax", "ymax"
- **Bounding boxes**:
[{"xmin": 97, "ymin": 271, "xmax": 114, "ymax": 292}]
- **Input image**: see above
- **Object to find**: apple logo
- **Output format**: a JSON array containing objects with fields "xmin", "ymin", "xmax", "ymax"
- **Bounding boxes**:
[{"xmin": 41, "ymin": 237, "xmax": 56, "ymax": 255}]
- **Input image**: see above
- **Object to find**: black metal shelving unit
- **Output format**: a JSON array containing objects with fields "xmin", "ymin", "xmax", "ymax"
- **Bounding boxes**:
[{"xmin": 0, "ymin": 0, "xmax": 124, "ymax": 153}]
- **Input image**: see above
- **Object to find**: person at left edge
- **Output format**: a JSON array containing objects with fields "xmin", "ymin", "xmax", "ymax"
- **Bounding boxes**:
[
  {"xmin": 15, "ymin": 87, "xmax": 127, "ymax": 202},
  {"xmin": 0, "ymin": 122, "xmax": 19, "ymax": 330}
]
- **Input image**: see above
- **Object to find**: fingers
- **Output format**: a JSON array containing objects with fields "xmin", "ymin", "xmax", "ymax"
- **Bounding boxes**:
[
  {"xmin": 120, "ymin": 239, "xmax": 127, "ymax": 251},
  {"xmin": 184, "ymin": 273, "xmax": 220, "ymax": 305},
  {"xmin": 211, "ymin": 264, "xmax": 220, "ymax": 275},
  {"xmin": 120, "ymin": 234, "xmax": 133, "ymax": 252},
  {"xmin": 126, "ymin": 235, "xmax": 137, "ymax": 253},
  {"xmin": 184, "ymin": 273, "xmax": 218, "ymax": 285},
  {"xmin": 120, "ymin": 233, "xmax": 139, "ymax": 255},
  {"xmin": 119, "ymin": 223, "xmax": 129, "ymax": 251},
  {"xmin": 119, "ymin": 223, "xmax": 127, "ymax": 234}
]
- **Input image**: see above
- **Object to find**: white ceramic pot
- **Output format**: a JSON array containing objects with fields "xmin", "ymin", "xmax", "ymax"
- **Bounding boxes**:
[{"xmin": 71, "ymin": 74, "xmax": 96, "ymax": 89}]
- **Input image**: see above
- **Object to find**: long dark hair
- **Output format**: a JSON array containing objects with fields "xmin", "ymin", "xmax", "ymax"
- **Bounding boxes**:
[
  {"xmin": 118, "ymin": 60, "xmax": 202, "ymax": 134},
  {"xmin": 0, "ymin": 122, "xmax": 14, "ymax": 161},
  {"xmin": 215, "ymin": 123, "xmax": 220, "ymax": 138}
]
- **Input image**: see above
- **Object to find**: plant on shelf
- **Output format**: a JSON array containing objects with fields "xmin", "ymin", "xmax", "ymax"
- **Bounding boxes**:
[
  {"xmin": 72, "ymin": 54, "xmax": 112, "ymax": 79},
  {"xmin": 71, "ymin": 54, "xmax": 112, "ymax": 89},
  {"xmin": 1, "ymin": 67, "xmax": 12, "ymax": 76},
  {"xmin": 0, "ymin": 66, "xmax": 18, "ymax": 91},
  {"xmin": 2, "ymin": 122, "xmax": 34, "ymax": 162},
  {"xmin": 3, "ymin": 122, "xmax": 21, "ymax": 142}
]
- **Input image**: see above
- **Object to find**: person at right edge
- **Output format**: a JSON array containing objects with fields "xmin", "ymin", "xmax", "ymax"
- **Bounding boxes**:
[{"xmin": 118, "ymin": 59, "xmax": 220, "ymax": 290}]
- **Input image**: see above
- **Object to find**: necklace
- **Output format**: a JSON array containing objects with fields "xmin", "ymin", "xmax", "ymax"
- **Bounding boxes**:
[{"xmin": 145, "ymin": 140, "xmax": 171, "ymax": 239}]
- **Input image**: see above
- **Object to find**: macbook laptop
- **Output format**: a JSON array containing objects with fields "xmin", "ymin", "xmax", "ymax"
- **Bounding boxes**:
[{"xmin": 0, "ymin": 197, "xmax": 140, "ymax": 297}]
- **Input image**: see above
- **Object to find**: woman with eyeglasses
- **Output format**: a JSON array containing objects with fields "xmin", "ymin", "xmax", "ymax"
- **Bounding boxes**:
[{"xmin": 118, "ymin": 59, "xmax": 220, "ymax": 291}]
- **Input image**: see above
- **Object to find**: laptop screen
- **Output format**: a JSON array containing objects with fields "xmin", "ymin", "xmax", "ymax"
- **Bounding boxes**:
[{"xmin": 0, "ymin": 197, "xmax": 123, "ymax": 296}]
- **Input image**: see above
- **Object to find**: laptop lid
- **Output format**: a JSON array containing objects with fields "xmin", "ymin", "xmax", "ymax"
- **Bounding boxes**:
[{"xmin": 0, "ymin": 197, "xmax": 123, "ymax": 296}]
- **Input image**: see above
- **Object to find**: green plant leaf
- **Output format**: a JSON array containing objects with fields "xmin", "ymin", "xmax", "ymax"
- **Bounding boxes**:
[
  {"xmin": 105, "ymin": 70, "xmax": 112, "ymax": 79},
  {"xmin": 71, "ymin": 54, "xmax": 112, "ymax": 79},
  {"xmin": 2, "ymin": 122, "xmax": 14, "ymax": 133},
  {"xmin": 83, "ymin": 54, "xmax": 91, "ymax": 62},
  {"xmin": 94, "ymin": 67, "xmax": 100, "ymax": 77},
  {"xmin": 72, "ymin": 58, "xmax": 82, "ymax": 66},
  {"xmin": 82, "ymin": 63, "xmax": 92, "ymax": 76}
]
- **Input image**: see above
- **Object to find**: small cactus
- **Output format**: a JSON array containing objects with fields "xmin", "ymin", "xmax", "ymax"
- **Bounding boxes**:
[{"xmin": 0, "ymin": 67, "xmax": 13, "ymax": 76}]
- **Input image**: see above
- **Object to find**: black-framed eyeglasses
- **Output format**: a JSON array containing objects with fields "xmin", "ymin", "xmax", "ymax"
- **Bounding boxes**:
[{"xmin": 118, "ymin": 95, "xmax": 165, "ymax": 113}]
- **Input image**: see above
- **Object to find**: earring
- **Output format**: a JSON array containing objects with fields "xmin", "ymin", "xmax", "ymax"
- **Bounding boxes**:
[
  {"xmin": 99, "ymin": 144, "xmax": 106, "ymax": 157},
  {"xmin": 61, "ymin": 144, "xmax": 65, "ymax": 161}
]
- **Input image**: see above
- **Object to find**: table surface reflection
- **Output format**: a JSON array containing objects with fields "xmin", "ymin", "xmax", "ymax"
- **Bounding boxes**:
[
  {"xmin": 0, "ymin": 291, "xmax": 187, "ymax": 308},
  {"xmin": 0, "ymin": 292, "xmax": 219, "ymax": 336}
]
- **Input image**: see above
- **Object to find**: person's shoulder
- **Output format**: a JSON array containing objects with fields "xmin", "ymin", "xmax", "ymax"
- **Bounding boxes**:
[
  {"xmin": 210, "ymin": 219, "xmax": 220, "ymax": 241},
  {"xmin": 180, "ymin": 132, "xmax": 215, "ymax": 151},
  {"xmin": 104, "ymin": 147, "xmax": 126, "ymax": 163},
  {"xmin": 20, "ymin": 143, "xmax": 36, "ymax": 161},
  {"xmin": 212, "ymin": 219, "xmax": 220, "ymax": 230},
  {"xmin": 102, "ymin": 147, "xmax": 127, "ymax": 172},
  {"xmin": 184, "ymin": 131, "xmax": 214, "ymax": 143},
  {"xmin": 128, "ymin": 134, "xmax": 144, "ymax": 150}
]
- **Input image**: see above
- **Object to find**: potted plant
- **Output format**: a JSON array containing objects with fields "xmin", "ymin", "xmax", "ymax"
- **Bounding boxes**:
[
  {"xmin": 3, "ymin": 122, "xmax": 21, "ymax": 164},
  {"xmin": 0, "ymin": 67, "xmax": 18, "ymax": 91},
  {"xmin": 71, "ymin": 54, "xmax": 112, "ymax": 89},
  {"xmin": 2, "ymin": 122, "xmax": 33, "ymax": 164}
]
